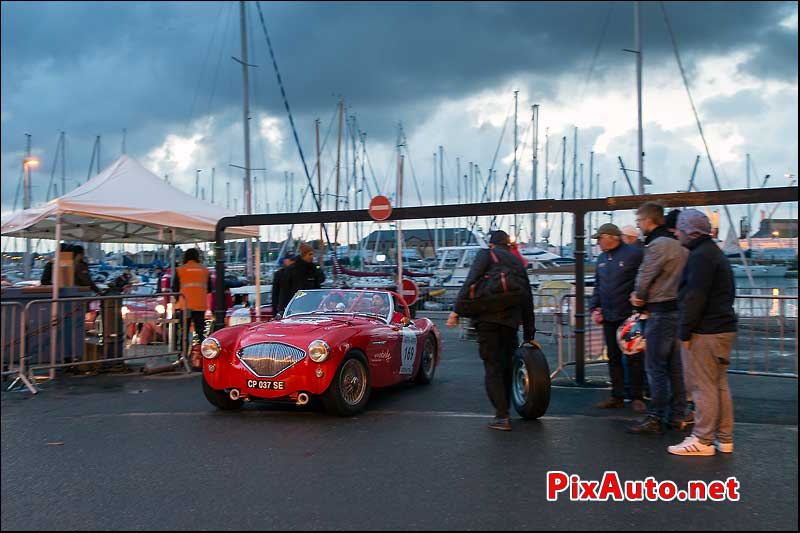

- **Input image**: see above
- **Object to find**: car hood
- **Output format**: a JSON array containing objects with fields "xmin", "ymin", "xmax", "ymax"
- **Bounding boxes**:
[{"xmin": 235, "ymin": 315, "xmax": 368, "ymax": 348}]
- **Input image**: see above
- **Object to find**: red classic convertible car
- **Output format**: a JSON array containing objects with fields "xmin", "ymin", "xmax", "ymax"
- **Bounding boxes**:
[{"xmin": 200, "ymin": 288, "xmax": 441, "ymax": 415}]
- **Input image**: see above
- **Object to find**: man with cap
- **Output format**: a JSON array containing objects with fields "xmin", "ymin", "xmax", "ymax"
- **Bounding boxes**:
[
  {"xmin": 271, "ymin": 252, "xmax": 295, "ymax": 316},
  {"xmin": 278, "ymin": 243, "xmax": 325, "ymax": 314},
  {"xmin": 446, "ymin": 230, "xmax": 537, "ymax": 431},
  {"xmin": 620, "ymin": 225, "xmax": 643, "ymax": 248},
  {"xmin": 589, "ymin": 223, "xmax": 646, "ymax": 412},
  {"xmin": 667, "ymin": 209, "xmax": 737, "ymax": 456}
]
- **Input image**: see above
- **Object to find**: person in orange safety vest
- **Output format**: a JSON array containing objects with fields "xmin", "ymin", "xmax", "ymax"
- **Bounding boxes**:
[{"xmin": 172, "ymin": 248, "xmax": 212, "ymax": 370}]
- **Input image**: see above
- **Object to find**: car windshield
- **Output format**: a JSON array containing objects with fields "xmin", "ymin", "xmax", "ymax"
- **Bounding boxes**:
[
  {"xmin": 128, "ymin": 284, "xmax": 156, "ymax": 295},
  {"xmin": 283, "ymin": 289, "xmax": 393, "ymax": 321}
]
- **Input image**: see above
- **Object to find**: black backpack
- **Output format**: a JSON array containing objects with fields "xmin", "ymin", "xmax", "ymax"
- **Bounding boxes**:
[{"xmin": 454, "ymin": 250, "xmax": 527, "ymax": 318}]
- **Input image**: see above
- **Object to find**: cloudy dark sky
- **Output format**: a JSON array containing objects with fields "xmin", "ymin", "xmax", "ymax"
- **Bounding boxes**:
[{"xmin": 1, "ymin": 1, "xmax": 797, "ymax": 245}]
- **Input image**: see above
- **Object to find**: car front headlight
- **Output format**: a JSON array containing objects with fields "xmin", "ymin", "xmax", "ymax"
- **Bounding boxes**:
[
  {"xmin": 155, "ymin": 304, "xmax": 166, "ymax": 315},
  {"xmin": 120, "ymin": 305, "xmax": 130, "ymax": 318},
  {"xmin": 201, "ymin": 337, "xmax": 221, "ymax": 359},
  {"xmin": 308, "ymin": 339, "xmax": 330, "ymax": 363}
]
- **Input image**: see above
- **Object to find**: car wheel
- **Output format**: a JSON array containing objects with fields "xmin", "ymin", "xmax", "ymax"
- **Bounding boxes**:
[
  {"xmin": 413, "ymin": 334, "xmax": 437, "ymax": 385},
  {"xmin": 202, "ymin": 375, "xmax": 243, "ymax": 411},
  {"xmin": 511, "ymin": 344, "xmax": 551, "ymax": 419},
  {"xmin": 323, "ymin": 351, "xmax": 371, "ymax": 416}
]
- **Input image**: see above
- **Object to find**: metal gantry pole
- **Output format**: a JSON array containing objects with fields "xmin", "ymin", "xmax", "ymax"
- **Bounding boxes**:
[{"xmin": 574, "ymin": 210, "xmax": 586, "ymax": 384}]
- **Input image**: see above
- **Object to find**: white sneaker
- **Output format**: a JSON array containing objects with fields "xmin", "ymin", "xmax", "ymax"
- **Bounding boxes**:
[
  {"xmin": 667, "ymin": 435, "xmax": 716, "ymax": 456},
  {"xmin": 715, "ymin": 441, "xmax": 734, "ymax": 454}
]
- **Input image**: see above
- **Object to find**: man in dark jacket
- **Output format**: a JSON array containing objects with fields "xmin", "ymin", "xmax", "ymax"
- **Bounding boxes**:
[
  {"xmin": 446, "ymin": 230, "xmax": 537, "ymax": 431},
  {"xmin": 72, "ymin": 245, "xmax": 100, "ymax": 293},
  {"xmin": 589, "ymin": 223, "xmax": 645, "ymax": 412},
  {"xmin": 668, "ymin": 209, "xmax": 737, "ymax": 456},
  {"xmin": 271, "ymin": 253, "xmax": 295, "ymax": 315},
  {"xmin": 40, "ymin": 243, "xmax": 72, "ymax": 286},
  {"xmin": 278, "ymin": 243, "xmax": 325, "ymax": 313}
]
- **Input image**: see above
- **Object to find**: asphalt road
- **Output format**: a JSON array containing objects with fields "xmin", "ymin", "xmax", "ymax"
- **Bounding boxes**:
[{"xmin": 2, "ymin": 318, "xmax": 797, "ymax": 531}]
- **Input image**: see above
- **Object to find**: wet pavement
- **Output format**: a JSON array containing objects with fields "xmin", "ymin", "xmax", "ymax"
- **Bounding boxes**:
[{"xmin": 2, "ymin": 317, "xmax": 797, "ymax": 530}]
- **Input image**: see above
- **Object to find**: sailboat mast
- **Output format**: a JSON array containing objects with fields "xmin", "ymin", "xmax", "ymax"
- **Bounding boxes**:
[
  {"xmin": 544, "ymin": 128, "xmax": 550, "ymax": 242},
  {"xmin": 334, "ymin": 98, "xmax": 344, "ymax": 279},
  {"xmin": 635, "ymin": 0, "xmax": 645, "ymax": 194},
  {"xmin": 456, "ymin": 157, "xmax": 461, "ymax": 244},
  {"xmin": 396, "ymin": 125, "xmax": 404, "ymax": 289},
  {"xmin": 239, "ymin": 0, "xmax": 254, "ymax": 280},
  {"xmin": 513, "ymin": 90, "xmax": 519, "ymax": 238},
  {"xmin": 588, "ymin": 151, "xmax": 594, "ymax": 260},
  {"xmin": 572, "ymin": 127, "xmax": 578, "ymax": 200},
  {"xmin": 23, "ymin": 133, "xmax": 32, "ymax": 279},
  {"xmin": 316, "ymin": 118, "xmax": 324, "ymax": 266},
  {"xmin": 746, "ymin": 153, "xmax": 752, "ymax": 253},
  {"xmin": 61, "ymin": 131, "xmax": 66, "ymax": 197},
  {"xmin": 439, "ymin": 145, "xmax": 444, "ymax": 246},
  {"xmin": 531, "ymin": 104, "xmax": 539, "ymax": 246},
  {"xmin": 560, "ymin": 136, "xmax": 566, "ymax": 256},
  {"xmin": 433, "ymin": 151, "xmax": 438, "ymax": 252}
]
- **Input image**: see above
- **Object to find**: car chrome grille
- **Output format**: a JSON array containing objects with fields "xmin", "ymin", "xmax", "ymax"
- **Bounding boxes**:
[{"xmin": 238, "ymin": 342, "xmax": 305, "ymax": 378}]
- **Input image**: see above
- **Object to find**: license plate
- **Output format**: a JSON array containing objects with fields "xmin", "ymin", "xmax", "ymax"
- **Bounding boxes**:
[{"xmin": 246, "ymin": 380, "xmax": 285, "ymax": 390}]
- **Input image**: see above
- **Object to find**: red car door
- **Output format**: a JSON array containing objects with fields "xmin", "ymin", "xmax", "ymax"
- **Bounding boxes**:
[{"xmin": 388, "ymin": 295, "xmax": 422, "ymax": 382}]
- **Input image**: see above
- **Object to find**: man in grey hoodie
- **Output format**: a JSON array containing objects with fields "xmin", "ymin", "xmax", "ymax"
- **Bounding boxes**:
[{"xmin": 627, "ymin": 202, "xmax": 689, "ymax": 435}]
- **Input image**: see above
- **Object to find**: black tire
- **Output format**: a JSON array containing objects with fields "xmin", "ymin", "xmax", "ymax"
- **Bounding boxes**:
[
  {"xmin": 413, "ymin": 334, "xmax": 437, "ymax": 385},
  {"xmin": 511, "ymin": 345, "xmax": 551, "ymax": 419},
  {"xmin": 202, "ymin": 375, "xmax": 243, "ymax": 410},
  {"xmin": 323, "ymin": 351, "xmax": 371, "ymax": 416}
]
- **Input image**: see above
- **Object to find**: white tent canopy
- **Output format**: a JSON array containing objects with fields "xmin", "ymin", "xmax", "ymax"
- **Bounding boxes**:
[{"xmin": 1, "ymin": 155, "xmax": 258, "ymax": 244}]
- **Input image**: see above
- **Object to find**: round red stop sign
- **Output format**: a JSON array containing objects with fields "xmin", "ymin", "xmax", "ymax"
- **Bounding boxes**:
[
  {"xmin": 400, "ymin": 278, "xmax": 419, "ymax": 306},
  {"xmin": 368, "ymin": 195, "xmax": 392, "ymax": 221}
]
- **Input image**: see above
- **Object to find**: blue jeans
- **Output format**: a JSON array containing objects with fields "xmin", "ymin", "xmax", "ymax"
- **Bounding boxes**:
[{"xmin": 644, "ymin": 310, "xmax": 686, "ymax": 422}]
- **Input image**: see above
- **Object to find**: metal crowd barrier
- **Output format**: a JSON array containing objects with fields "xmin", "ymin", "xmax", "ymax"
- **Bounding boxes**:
[
  {"xmin": 551, "ymin": 293, "xmax": 607, "ymax": 381},
  {"xmin": 1, "ymin": 301, "xmax": 24, "ymax": 383},
  {"xmin": 3, "ymin": 292, "xmax": 191, "ymax": 394},
  {"xmin": 550, "ymin": 292, "xmax": 798, "ymax": 382},
  {"xmin": 730, "ymin": 294, "xmax": 797, "ymax": 378}
]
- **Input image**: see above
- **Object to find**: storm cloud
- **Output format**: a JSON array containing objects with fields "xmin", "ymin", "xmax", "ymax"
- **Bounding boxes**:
[{"xmin": 1, "ymin": 1, "xmax": 797, "ymax": 242}]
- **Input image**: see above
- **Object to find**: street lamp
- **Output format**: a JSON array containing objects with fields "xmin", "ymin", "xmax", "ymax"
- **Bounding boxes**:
[{"xmin": 22, "ymin": 157, "xmax": 39, "ymax": 279}]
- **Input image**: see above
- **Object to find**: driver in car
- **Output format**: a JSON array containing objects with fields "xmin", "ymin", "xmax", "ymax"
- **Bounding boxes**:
[
  {"xmin": 323, "ymin": 294, "xmax": 346, "ymax": 312},
  {"xmin": 369, "ymin": 294, "xmax": 389, "ymax": 317}
]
